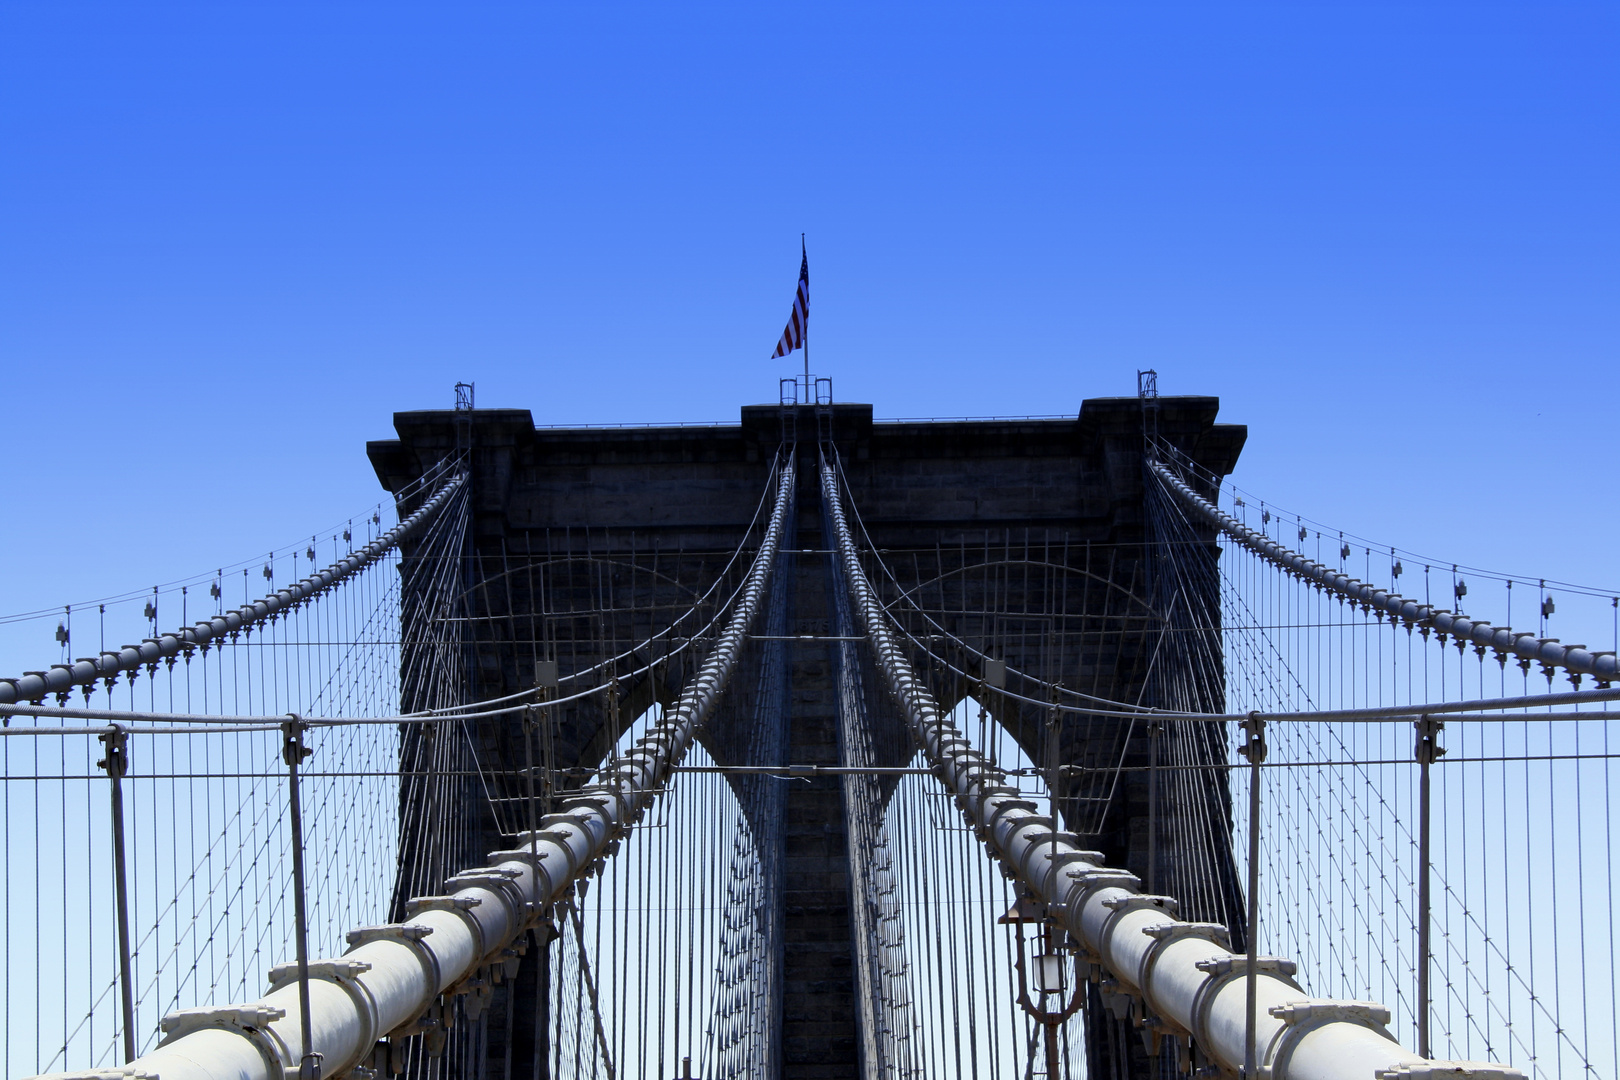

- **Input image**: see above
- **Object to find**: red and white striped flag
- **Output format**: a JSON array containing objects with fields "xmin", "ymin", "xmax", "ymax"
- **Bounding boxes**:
[{"xmin": 771, "ymin": 242, "xmax": 809, "ymax": 358}]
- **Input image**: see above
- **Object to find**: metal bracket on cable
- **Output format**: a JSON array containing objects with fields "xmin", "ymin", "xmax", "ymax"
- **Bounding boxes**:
[
  {"xmin": 1261, "ymin": 1002, "xmax": 1398, "ymax": 1080},
  {"xmin": 157, "ymin": 1005, "xmax": 290, "ymax": 1075},
  {"xmin": 1237, "ymin": 714, "xmax": 1267, "ymax": 765},
  {"xmin": 1376, "ymin": 1065, "xmax": 1527, "ymax": 1080}
]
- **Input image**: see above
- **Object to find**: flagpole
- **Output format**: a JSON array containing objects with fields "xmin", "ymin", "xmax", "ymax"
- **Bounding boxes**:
[{"xmin": 802, "ymin": 233, "xmax": 810, "ymax": 405}]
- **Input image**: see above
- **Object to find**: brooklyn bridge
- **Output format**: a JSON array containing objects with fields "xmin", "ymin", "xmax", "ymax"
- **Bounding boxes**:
[{"xmin": 1, "ymin": 381, "xmax": 1611, "ymax": 1080}]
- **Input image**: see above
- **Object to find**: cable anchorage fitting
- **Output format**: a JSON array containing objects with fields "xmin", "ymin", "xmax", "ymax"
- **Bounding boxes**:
[
  {"xmin": 282, "ymin": 716, "xmax": 313, "ymax": 767},
  {"xmin": 1237, "ymin": 713, "xmax": 1267, "ymax": 764},
  {"xmin": 96, "ymin": 724, "xmax": 129, "ymax": 778},
  {"xmin": 1414, "ymin": 715, "xmax": 1445, "ymax": 765}
]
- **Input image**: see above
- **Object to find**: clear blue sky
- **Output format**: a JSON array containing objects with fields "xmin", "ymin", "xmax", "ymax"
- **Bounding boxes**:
[{"xmin": 1, "ymin": 1, "xmax": 1615, "ymax": 659}]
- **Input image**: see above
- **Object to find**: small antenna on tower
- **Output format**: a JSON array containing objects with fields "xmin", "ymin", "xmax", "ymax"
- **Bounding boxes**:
[
  {"xmin": 1137, "ymin": 369, "xmax": 1160, "ymax": 452},
  {"xmin": 454, "ymin": 382, "xmax": 476, "ymax": 457}
]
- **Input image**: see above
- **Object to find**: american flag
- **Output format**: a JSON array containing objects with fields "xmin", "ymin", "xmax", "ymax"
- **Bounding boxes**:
[{"xmin": 771, "ymin": 244, "xmax": 809, "ymax": 358}]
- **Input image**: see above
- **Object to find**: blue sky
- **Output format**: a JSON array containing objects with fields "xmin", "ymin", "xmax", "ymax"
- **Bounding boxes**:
[{"xmin": 1, "ymin": 1, "xmax": 1615, "ymax": 657}]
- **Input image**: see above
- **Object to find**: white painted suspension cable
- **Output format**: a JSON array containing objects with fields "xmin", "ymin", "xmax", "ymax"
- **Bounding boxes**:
[
  {"xmin": 0, "ymin": 471, "xmax": 469, "ymax": 706},
  {"xmin": 31, "ymin": 458, "xmax": 797, "ymax": 1080},
  {"xmin": 0, "ymin": 455, "xmax": 461, "ymax": 628},
  {"xmin": 1153, "ymin": 436, "xmax": 1620, "ymax": 601},
  {"xmin": 819, "ymin": 453, "xmax": 1521, "ymax": 1080},
  {"xmin": 1151, "ymin": 460, "xmax": 1620, "ymax": 684}
]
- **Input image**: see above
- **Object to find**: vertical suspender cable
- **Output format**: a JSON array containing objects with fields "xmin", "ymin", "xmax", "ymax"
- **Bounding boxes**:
[{"xmin": 0, "ymin": 472, "xmax": 467, "ymax": 708}]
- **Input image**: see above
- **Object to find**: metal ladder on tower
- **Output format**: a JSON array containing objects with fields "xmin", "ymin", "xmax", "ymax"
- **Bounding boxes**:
[{"xmin": 814, "ymin": 377, "xmax": 834, "ymax": 446}]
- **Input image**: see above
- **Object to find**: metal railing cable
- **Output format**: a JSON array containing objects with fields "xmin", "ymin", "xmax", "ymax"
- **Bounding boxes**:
[{"xmin": 18, "ymin": 677, "xmax": 1620, "ymax": 730}]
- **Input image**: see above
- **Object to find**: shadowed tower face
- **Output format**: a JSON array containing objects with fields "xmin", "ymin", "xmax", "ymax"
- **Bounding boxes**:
[{"xmin": 368, "ymin": 396, "xmax": 1245, "ymax": 1078}]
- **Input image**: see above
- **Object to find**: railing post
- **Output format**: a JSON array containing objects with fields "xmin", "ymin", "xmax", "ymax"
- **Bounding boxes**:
[
  {"xmin": 1414, "ymin": 715, "xmax": 1444, "ymax": 1059},
  {"xmin": 1237, "ymin": 713, "xmax": 1267, "ymax": 1080},
  {"xmin": 1045, "ymin": 681, "xmax": 1062, "ymax": 851},
  {"xmin": 282, "ymin": 717, "xmax": 321, "ymax": 1080},
  {"xmin": 95, "ymin": 725, "xmax": 136, "ymax": 1064},
  {"xmin": 1146, "ymin": 719, "xmax": 1163, "ymax": 895},
  {"xmin": 523, "ymin": 704, "xmax": 540, "ymax": 845}
]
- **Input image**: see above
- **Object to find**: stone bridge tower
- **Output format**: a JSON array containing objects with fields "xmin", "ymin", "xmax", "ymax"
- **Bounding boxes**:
[{"xmin": 367, "ymin": 396, "xmax": 1246, "ymax": 1078}]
